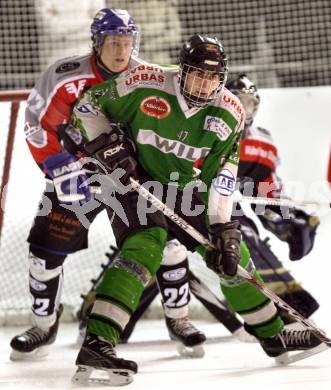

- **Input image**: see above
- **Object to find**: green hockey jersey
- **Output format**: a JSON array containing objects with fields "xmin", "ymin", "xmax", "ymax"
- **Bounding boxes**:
[{"xmin": 72, "ymin": 63, "xmax": 244, "ymax": 224}]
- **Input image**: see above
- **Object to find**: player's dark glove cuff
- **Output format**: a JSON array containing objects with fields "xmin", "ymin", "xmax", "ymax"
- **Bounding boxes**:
[
  {"xmin": 287, "ymin": 210, "xmax": 320, "ymax": 260},
  {"xmin": 206, "ymin": 221, "xmax": 241, "ymax": 277}
]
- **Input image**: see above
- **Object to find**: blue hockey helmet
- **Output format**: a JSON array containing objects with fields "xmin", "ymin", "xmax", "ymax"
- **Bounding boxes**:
[
  {"xmin": 91, "ymin": 8, "xmax": 139, "ymax": 56},
  {"xmin": 226, "ymin": 74, "xmax": 260, "ymax": 127}
]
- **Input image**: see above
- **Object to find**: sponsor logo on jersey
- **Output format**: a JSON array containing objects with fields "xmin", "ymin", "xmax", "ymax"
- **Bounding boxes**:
[
  {"xmin": 243, "ymin": 144, "xmax": 278, "ymax": 166},
  {"xmin": 125, "ymin": 64, "xmax": 164, "ymax": 76},
  {"xmin": 56, "ymin": 61, "xmax": 80, "ymax": 74},
  {"xmin": 125, "ymin": 68, "xmax": 165, "ymax": 90},
  {"xmin": 203, "ymin": 115, "xmax": 231, "ymax": 140},
  {"xmin": 76, "ymin": 102, "xmax": 98, "ymax": 116},
  {"xmin": 24, "ymin": 122, "xmax": 42, "ymax": 138},
  {"xmin": 137, "ymin": 129, "xmax": 210, "ymax": 161},
  {"xmin": 222, "ymin": 93, "xmax": 244, "ymax": 117},
  {"xmin": 212, "ymin": 168, "xmax": 235, "ymax": 196},
  {"xmin": 24, "ymin": 122, "xmax": 47, "ymax": 147},
  {"xmin": 140, "ymin": 96, "xmax": 171, "ymax": 119},
  {"xmin": 162, "ymin": 267, "xmax": 187, "ymax": 281},
  {"xmin": 64, "ymin": 79, "xmax": 87, "ymax": 98}
]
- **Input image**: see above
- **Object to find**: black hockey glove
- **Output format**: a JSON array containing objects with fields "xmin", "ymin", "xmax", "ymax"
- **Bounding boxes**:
[
  {"xmin": 259, "ymin": 206, "xmax": 320, "ymax": 261},
  {"xmin": 206, "ymin": 221, "xmax": 241, "ymax": 277},
  {"xmin": 84, "ymin": 130, "xmax": 137, "ymax": 185}
]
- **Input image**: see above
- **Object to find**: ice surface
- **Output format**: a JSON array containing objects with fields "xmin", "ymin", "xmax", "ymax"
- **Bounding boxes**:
[{"xmin": 1, "ymin": 317, "xmax": 331, "ymax": 390}]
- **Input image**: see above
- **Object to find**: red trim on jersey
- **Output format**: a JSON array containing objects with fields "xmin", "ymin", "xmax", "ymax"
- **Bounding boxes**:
[
  {"xmin": 240, "ymin": 138, "xmax": 278, "ymax": 171},
  {"xmin": 90, "ymin": 54, "xmax": 105, "ymax": 84},
  {"xmin": 194, "ymin": 159, "xmax": 203, "ymax": 169}
]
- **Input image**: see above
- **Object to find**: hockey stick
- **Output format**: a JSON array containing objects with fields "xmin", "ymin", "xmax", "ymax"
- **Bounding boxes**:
[
  {"xmin": 188, "ymin": 270, "xmax": 244, "ymax": 334},
  {"xmin": 51, "ymin": 178, "xmax": 329, "ymax": 210},
  {"xmin": 235, "ymin": 193, "xmax": 331, "ymax": 209},
  {"xmin": 129, "ymin": 177, "xmax": 331, "ymax": 348},
  {"xmin": 87, "ymin": 185, "xmax": 330, "ymax": 209}
]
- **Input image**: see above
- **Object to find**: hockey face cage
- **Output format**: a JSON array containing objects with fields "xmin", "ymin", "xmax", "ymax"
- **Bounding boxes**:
[
  {"xmin": 91, "ymin": 8, "xmax": 140, "ymax": 56},
  {"xmin": 179, "ymin": 65, "xmax": 227, "ymax": 108},
  {"xmin": 227, "ymin": 74, "xmax": 260, "ymax": 128},
  {"xmin": 179, "ymin": 35, "xmax": 228, "ymax": 108}
]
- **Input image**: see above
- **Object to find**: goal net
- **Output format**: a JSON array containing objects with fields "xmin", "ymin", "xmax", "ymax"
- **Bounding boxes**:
[{"xmin": 1, "ymin": 0, "xmax": 330, "ymax": 90}]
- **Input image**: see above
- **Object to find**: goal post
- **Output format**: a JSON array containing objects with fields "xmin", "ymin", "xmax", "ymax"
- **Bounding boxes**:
[{"xmin": 0, "ymin": 90, "xmax": 30, "ymax": 239}]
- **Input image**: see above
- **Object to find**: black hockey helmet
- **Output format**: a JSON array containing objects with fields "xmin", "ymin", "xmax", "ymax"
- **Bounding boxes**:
[
  {"xmin": 179, "ymin": 35, "xmax": 228, "ymax": 107},
  {"xmin": 226, "ymin": 73, "xmax": 260, "ymax": 127}
]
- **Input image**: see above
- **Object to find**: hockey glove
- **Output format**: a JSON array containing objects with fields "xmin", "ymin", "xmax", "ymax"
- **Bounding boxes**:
[
  {"xmin": 84, "ymin": 131, "xmax": 137, "ymax": 185},
  {"xmin": 259, "ymin": 207, "xmax": 320, "ymax": 260},
  {"xmin": 286, "ymin": 209, "xmax": 320, "ymax": 260},
  {"xmin": 43, "ymin": 151, "xmax": 91, "ymax": 203},
  {"xmin": 206, "ymin": 221, "xmax": 241, "ymax": 277}
]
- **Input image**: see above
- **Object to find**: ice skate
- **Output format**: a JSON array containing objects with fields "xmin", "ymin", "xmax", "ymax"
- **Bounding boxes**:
[
  {"xmin": 254, "ymin": 325, "xmax": 328, "ymax": 364},
  {"xmin": 165, "ymin": 315, "xmax": 206, "ymax": 358},
  {"xmin": 72, "ymin": 332, "xmax": 137, "ymax": 386},
  {"xmin": 10, "ymin": 304, "xmax": 63, "ymax": 361}
]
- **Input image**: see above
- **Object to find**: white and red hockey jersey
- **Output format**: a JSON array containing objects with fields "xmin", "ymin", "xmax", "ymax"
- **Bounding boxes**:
[
  {"xmin": 238, "ymin": 125, "xmax": 283, "ymax": 199},
  {"xmin": 24, "ymin": 53, "xmax": 143, "ymax": 166}
]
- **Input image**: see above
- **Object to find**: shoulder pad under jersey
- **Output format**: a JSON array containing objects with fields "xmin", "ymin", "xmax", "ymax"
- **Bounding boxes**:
[{"xmin": 42, "ymin": 54, "xmax": 94, "ymax": 86}]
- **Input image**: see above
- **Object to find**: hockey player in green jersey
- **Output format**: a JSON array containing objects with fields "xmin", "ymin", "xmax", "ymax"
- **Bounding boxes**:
[{"xmin": 70, "ymin": 35, "xmax": 323, "ymax": 385}]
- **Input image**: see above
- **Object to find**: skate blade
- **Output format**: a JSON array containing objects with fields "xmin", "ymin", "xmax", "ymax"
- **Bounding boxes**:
[
  {"xmin": 10, "ymin": 345, "xmax": 50, "ymax": 361},
  {"xmin": 275, "ymin": 343, "xmax": 330, "ymax": 365},
  {"xmin": 71, "ymin": 365, "xmax": 134, "ymax": 386},
  {"xmin": 176, "ymin": 342, "xmax": 205, "ymax": 358}
]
